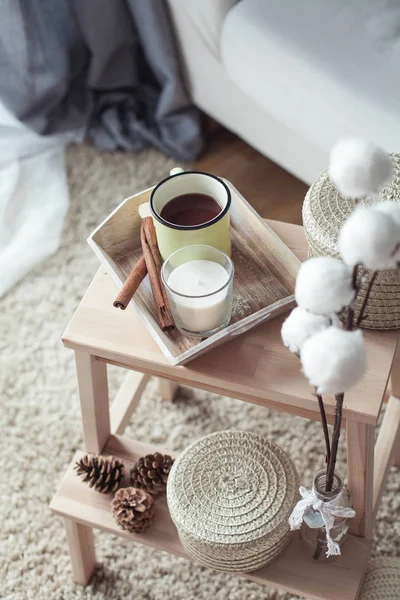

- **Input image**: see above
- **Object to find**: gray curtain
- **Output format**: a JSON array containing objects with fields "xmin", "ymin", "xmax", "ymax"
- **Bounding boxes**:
[{"xmin": 0, "ymin": 0, "xmax": 204, "ymax": 161}]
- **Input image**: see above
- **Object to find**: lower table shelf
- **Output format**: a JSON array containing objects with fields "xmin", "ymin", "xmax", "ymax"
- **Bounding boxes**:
[{"xmin": 50, "ymin": 434, "xmax": 371, "ymax": 600}]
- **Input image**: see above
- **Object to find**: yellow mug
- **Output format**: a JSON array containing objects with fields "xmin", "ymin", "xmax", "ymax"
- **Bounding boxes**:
[{"xmin": 149, "ymin": 171, "xmax": 231, "ymax": 261}]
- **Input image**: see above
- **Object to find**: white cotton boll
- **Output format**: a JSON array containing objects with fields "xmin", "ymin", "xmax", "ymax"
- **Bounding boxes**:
[
  {"xmin": 338, "ymin": 205, "xmax": 400, "ymax": 269},
  {"xmin": 300, "ymin": 328, "xmax": 366, "ymax": 395},
  {"xmin": 329, "ymin": 313, "xmax": 341, "ymax": 328},
  {"xmin": 374, "ymin": 201, "xmax": 400, "ymax": 266},
  {"xmin": 375, "ymin": 200, "xmax": 400, "ymax": 226},
  {"xmin": 295, "ymin": 257, "xmax": 355, "ymax": 315},
  {"xmin": 281, "ymin": 307, "xmax": 335, "ymax": 354},
  {"xmin": 329, "ymin": 138, "xmax": 393, "ymax": 197}
]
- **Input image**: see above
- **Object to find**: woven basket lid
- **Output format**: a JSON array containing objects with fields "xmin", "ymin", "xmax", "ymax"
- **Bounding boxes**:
[
  {"xmin": 360, "ymin": 558, "xmax": 400, "ymax": 600},
  {"xmin": 302, "ymin": 153, "xmax": 400, "ymax": 330},
  {"xmin": 167, "ymin": 430, "xmax": 298, "ymax": 561}
]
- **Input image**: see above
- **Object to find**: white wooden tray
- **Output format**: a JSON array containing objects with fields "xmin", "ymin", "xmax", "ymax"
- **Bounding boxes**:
[{"xmin": 88, "ymin": 180, "xmax": 300, "ymax": 365}]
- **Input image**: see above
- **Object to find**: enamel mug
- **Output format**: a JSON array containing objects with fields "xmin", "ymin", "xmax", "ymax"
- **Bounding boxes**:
[{"xmin": 149, "ymin": 171, "xmax": 231, "ymax": 261}]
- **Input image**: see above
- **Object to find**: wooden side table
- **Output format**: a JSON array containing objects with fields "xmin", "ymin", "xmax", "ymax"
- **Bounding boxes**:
[{"xmin": 50, "ymin": 221, "xmax": 400, "ymax": 600}]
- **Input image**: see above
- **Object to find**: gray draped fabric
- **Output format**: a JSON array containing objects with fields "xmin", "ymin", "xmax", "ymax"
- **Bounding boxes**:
[{"xmin": 0, "ymin": 0, "xmax": 204, "ymax": 161}]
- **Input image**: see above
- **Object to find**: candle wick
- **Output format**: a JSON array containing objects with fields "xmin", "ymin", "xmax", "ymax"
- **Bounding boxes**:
[{"xmin": 197, "ymin": 273, "xmax": 202, "ymax": 286}]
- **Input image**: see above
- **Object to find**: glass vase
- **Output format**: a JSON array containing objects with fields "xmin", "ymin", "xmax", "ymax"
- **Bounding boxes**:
[{"xmin": 300, "ymin": 469, "xmax": 351, "ymax": 560}]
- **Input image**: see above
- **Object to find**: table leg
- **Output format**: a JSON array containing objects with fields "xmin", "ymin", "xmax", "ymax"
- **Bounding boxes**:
[
  {"xmin": 110, "ymin": 371, "xmax": 150, "ymax": 435},
  {"xmin": 74, "ymin": 351, "xmax": 110, "ymax": 454},
  {"xmin": 158, "ymin": 378, "xmax": 178, "ymax": 402},
  {"xmin": 389, "ymin": 341, "xmax": 400, "ymax": 467},
  {"xmin": 63, "ymin": 519, "xmax": 96, "ymax": 585},
  {"xmin": 347, "ymin": 421, "xmax": 374, "ymax": 538}
]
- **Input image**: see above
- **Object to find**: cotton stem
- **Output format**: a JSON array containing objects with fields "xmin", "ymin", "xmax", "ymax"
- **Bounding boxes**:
[
  {"xmin": 316, "ymin": 391, "xmax": 331, "ymax": 464},
  {"xmin": 325, "ymin": 393, "xmax": 344, "ymax": 492},
  {"xmin": 346, "ymin": 263, "xmax": 361, "ymax": 330}
]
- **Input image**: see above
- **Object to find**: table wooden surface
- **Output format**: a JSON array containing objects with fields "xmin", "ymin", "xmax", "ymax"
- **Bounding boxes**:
[{"xmin": 63, "ymin": 220, "xmax": 398, "ymax": 426}]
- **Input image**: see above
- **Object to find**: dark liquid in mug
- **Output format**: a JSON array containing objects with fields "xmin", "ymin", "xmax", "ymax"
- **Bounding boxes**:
[{"xmin": 160, "ymin": 193, "xmax": 221, "ymax": 226}]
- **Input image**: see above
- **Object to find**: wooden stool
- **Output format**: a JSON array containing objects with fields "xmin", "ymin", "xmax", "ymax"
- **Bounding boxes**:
[{"xmin": 50, "ymin": 221, "xmax": 400, "ymax": 600}]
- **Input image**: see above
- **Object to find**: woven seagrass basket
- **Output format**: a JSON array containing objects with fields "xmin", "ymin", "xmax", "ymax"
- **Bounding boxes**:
[
  {"xmin": 166, "ymin": 430, "xmax": 299, "ymax": 573},
  {"xmin": 302, "ymin": 154, "xmax": 400, "ymax": 329},
  {"xmin": 360, "ymin": 558, "xmax": 400, "ymax": 600}
]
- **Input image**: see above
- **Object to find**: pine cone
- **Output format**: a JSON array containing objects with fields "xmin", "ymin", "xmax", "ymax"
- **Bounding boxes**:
[
  {"xmin": 130, "ymin": 453, "xmax": 174, "ymax": 495},
  {"xmin": 74, "ymin": 454, "xmax": 125, "ymax": 493},
  {"xmin": 111, "ymin": 487, "xmax": 155, "ymax": 533}
]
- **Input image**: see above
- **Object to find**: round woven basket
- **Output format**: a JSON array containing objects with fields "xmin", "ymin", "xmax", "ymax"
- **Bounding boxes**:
[
  {"xmin": 167, "ymin": 430, "xmax": 299, "ymax": 573},
  {"xmin": 302, "ymin": 153, "xmax": 400, "ymax": 330},
  {"xmin": 360, "ymin": 557, "xmax": 400, "ymax": 600}
]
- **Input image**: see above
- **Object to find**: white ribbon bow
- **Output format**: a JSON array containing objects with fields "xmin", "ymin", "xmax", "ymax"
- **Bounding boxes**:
[{"xmin": 289, "ymin": 486, "xmax": 356, "ymax": 557}]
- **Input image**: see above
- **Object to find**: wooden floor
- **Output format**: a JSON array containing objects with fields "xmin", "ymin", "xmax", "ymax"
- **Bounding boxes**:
[{"xmin": 191, "ymin": 128, "xmax": 308, "ymax": 225}]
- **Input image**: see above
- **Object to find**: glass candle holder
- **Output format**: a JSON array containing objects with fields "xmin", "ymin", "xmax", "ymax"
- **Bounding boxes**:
[{"xmin": 161, "ymin": 245, "xmax": 234, "ymax": 338}]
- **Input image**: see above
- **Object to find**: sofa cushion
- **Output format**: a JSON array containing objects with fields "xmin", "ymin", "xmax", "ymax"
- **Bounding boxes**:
[
  {"xmin": 221, "ymin": 0, "xmax": 400, "ymax": 153},
  {"xmin": 168, "ymin": 0, "xmax": 239, "ymax": 57}
]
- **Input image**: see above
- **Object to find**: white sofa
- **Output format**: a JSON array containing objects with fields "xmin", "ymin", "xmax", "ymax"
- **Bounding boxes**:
[{"xmin": 168, "ymin": 0, "xmax": 400, "ymax": 184}]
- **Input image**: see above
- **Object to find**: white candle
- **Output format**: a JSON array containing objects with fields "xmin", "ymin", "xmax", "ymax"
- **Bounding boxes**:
[{"xmin": 167, "ymin": 259, "xmax": 231, "ymax": 333}]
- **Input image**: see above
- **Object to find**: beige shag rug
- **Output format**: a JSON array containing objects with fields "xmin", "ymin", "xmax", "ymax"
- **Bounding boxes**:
[{"xmin": 1, "ymin": 144, "xmax": 399, "ymax": 600}]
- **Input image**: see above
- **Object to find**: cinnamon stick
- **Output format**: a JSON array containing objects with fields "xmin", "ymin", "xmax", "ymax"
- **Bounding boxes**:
[
  {"xmin": 113, "ymin": 255, "xmax": 147, "ymax": 310},
  {"xmin": 143, "ymin": 217, "xmax": 162, "ymax": 271},
  {"xmin": 142, "ymin": 217, "xmax": 172, "ymax": 314},
  {"xmin": 140, "ymin": 219, "xmax": 174, "ymax": 331}
]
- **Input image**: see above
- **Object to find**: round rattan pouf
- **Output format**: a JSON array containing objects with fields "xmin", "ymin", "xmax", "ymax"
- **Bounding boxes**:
[
  {"xmin": 302, "ymin": 153, "xmax": 400, "ymax": 330},
  {"xmin": 360, "ymin": 557, "xmax": 400, "ymax": 600},
  {"xmin": 167, "ymin": 430, "xmax": 299, "ymax": 573}
]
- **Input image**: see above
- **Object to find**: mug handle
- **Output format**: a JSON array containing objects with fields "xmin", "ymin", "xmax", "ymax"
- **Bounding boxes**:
[
  {"xmin": 138, "ymin": 202, "xmax": 151, "ymax": 219},
  {"xmin": 170, "ymin": 167, "xmax": 184, "ymax": 176},
  {"xmin": 139, "ymin": 167, "xmax": 183, "ymax": 219}
]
